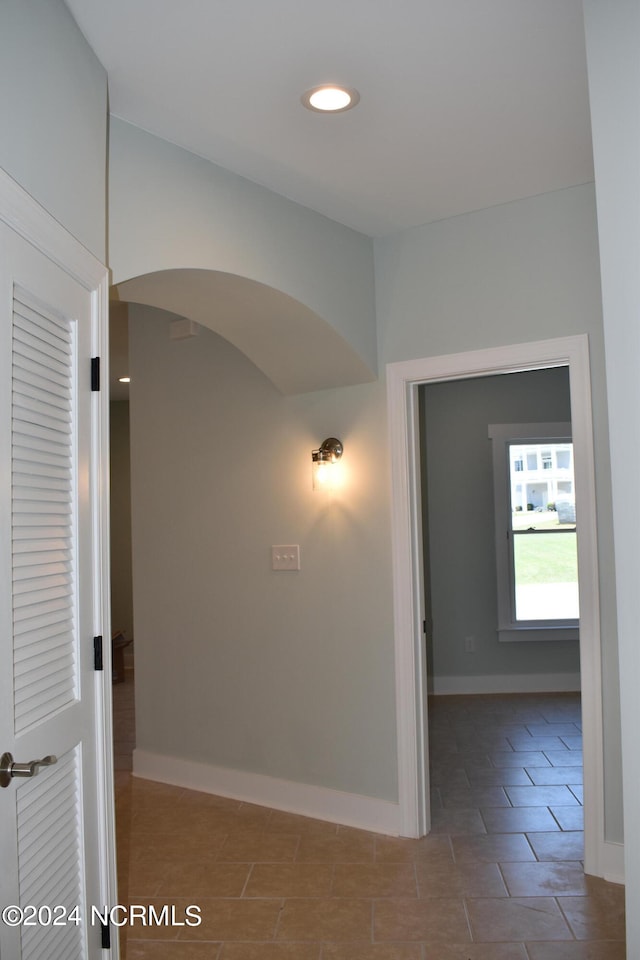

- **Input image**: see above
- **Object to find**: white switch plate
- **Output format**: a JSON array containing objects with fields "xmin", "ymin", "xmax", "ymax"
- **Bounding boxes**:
[{"xmin": 271, "ymin": 545, "xmax": 300, "ymax": 571}]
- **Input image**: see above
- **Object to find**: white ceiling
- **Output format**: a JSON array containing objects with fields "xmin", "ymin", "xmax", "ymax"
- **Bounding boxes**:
[{"xmin": 65, "ymin": 0, "xmax": 594, "ymax": 238}]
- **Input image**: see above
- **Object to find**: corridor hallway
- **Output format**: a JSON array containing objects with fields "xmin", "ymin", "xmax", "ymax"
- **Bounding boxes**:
[{"xmin": 112, "ymin": 678, "xmax": 625, "ymax": 958}]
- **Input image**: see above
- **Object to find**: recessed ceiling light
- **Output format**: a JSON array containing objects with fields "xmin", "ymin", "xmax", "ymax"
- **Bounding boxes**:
[
  {"xmin": 118, "ymin": 376, "xmax": 131, "ymax": 383},
  {"xmin": 301, "ymin": 84, "xmax": 360, "ymax": 113}
]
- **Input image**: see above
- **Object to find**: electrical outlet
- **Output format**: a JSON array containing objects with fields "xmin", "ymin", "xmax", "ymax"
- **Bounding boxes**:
[
  {"xmin": 271, "ymin": 545, "xmax": 300, "ymax": 571},
  {"xmin": 464, "ymin": 635, "xmax": 476, "ymax": 653}
]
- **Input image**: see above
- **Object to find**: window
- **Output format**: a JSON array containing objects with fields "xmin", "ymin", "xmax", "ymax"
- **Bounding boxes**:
[{"xmin": 489, "ymin": 423, "xmax": 579, "ymax": 642}]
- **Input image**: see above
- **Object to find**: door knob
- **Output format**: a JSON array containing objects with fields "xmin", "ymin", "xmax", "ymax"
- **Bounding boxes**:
[{"xmin": 0, "ymin": 752, "xmax": 57, "ymax": 788}]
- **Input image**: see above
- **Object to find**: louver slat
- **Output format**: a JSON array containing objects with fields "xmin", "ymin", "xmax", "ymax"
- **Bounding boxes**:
[
  {"xmin": 12, "ymin": 369, "xmax": 70, "ymax": 407},
  {"xmin": 12, "ymin": 290, "xmax": 77, "ymax": 734},
  {"xmin": 17, "ymin": 750, "xmax": 84, "ymax": 960}
]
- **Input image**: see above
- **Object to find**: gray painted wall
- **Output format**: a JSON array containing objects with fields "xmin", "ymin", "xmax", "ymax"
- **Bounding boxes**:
[
  {"xmin": 421, "ymin": 367, "xmax": 578, "ymax": 680},
  {"xmin": 584, "ymin": 0, "xmax": 640, "ymax": 941},
  {"xmin": 110, "ymin": 401, "xmax": 134, "ymax": 645},
  {"xmin": 109, "ymin": 118, "xmax": 377, "ymax": 381},
  {"xmin": 0, "ymin": 0, "xmax": 630, "ymax": 897},
  {"xmin": 128, "ymin": 305, "xmax": 397, "ymax": 800},
  {"xmin": 374, "ymin": 183, "xmax": 621, "ymax": 841},
  {"xmin": 0, "ymin": 0, "xmax": 107, "ymax": 261}
]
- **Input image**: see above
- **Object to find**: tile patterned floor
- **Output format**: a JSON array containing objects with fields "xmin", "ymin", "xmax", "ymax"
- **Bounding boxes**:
[{"xmin": 113, "ymin": 677, "xmax": 626, "ymax": 958}]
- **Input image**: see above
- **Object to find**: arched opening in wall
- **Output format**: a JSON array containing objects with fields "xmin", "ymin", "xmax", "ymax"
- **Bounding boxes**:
[
  {"xmin": 108, "ymin": 268, "xmax": 377, "ymax": 780},
  {"xmin": 107, "ymin": 270, "xmax": 392, "ymax": 946}
]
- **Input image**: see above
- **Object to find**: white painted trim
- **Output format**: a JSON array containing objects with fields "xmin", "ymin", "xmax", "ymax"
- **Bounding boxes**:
[
  {"xmin": 432, "ymin": 673, "xmax": 582, "ymax": 696},
  {"xmin": 0, "ymin": 166, "xmax": 105, "ymax": 288},
  {"xmin": 601, "ymin": 842, "xmax": 625, "ymax": 887},
  {"xmin": 387, "ymin": 335, "xmax": 608, "ymax": 878},
  {"xmin": 0, "ymin": 166, "xmax": 119, "ymax": 956},
  {"xmin": 133, "ymin": 749, "xmax": 401, "ymax": 836},
  {"xmin": 488, "ymin": 421, "xmax": 578, "ymax": 636}
]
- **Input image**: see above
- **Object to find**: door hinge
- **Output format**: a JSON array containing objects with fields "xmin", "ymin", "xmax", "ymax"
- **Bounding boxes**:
[
  {"xmin": 100, "ymin": 919, "xmax": 111, "ymax": 949},
  {"xmin": 91, "ymin": 356, "xmax": 100, "ymax": 392},
  {"xmin": 423, "ymin": 620, "xmax": 427, "ymax": 634},
  {"xmin": 93, "ymin": 635, "xmax": 104, "ymax": 671}
]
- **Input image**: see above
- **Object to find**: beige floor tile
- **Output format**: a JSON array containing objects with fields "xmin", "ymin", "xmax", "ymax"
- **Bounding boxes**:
[
  {"xmin": 129, "ymin": 831, "xmax": 226, "ymax": 862},
  {"xmin": 111, "ymin": 686, "xmax": 625, "ymax": 957},
  {"xmin": 156, "ymin": 862, "xmax": 252, "ymax": 898},
  {"xmin": 216, "ymin": 814, "xmax": 276, "ymax": 838},
  {"xmin": 526, "ymin": 724, "xmax": 581, "ymax": 738},
  {"xmin": 545, "ymin": 751, "xmax": 583, "ymax": 767},
  {"xmin": 467, "ymin": 768, "xmax": 533, "ymax": 786},
  {"xmin": 423, "ymin": 946, "xmax": 528, "ymax": 959},
  {"xmin": 176, "ymin": 899, "xmax": 282, "ymax": 941},
  {"xmin": 505, "ymin": 785, "xmax": 580, "ymax": 806},
  {"xmin": 115, "ymin": 900, "xmax": 185, "ymax": 941},
  {"xmin": 176, "ymin": 792, "xmax": 242, "ymax": 813},
  {"xmin": 451, "ymin": 833, "xmax": 536, "ymax": 863},
  {"xmin": 218, "ymin": 834, "xmax": 300, "ymax": 862},
  {"xmin": 439, "ymin": 785, "xmax": 511, "ymax": 808},
  {"xmin": 466, "ymin": 897, "xmax": 573, "ymax": 941},
  {"xmin": 526, "ymin": 767, "xmax": 584, "ymax": 785},
  {"xmin": 415, "ymin": 860, "xmax": 508, "ymax": 898},
  {"xmin": 428, "ymin": 768, "xmax": 471, "ymax": 788},
  {"xmin": 295, "ymin": 833, "xmax": 375, "ymax": 863},
  {"xmin": 126, "ymin": 944, "xmax": 221, "ymax": 959},
  {"xmin": 507, "ymin": 737, "xmax": 569, "ymax": 752},
  {"xmin": 490, "ymin": 751, "xmax": 551, "ymax": 767},
  {"xmin": 220, "ymin": 944, "xmax": 320, "ymax": 959},
  {"xmin": 322, "ymin": 944, "xmax": 423, "ymax": 959},
  {"xmin": 332, "ymin": 863, "xmax": 418, "ymax": 898},
  {"xmin": 266, "ymin": 810, "xmax": 338, "ymax": 836},
  {"xmin": 243, "ymin": 863, "xmax": 333, "ymax": 898},
  {"xmin": 481, "ymin": 806, "xmax": 560, "ymax": 833},
  {"xmin": 559, "ymin": 894, "xmax": 626, "ymax": 941},
  {"xmin": 373, "ymin": 898, "xmax": 470, "ymax": 942},
  {"xmin": 122, "ymin": 859, "xmax": 165, "ymax": 897},
  {"xmin": 551, "ymin": 806, "xmax": 584, "ymax": 831},
  {"xmin": 500, "ymin": 861, "xmax": 589, "ymax": 897},
  {"xmin": 275, "ymin": 899, "xmax": 372, "ymax": 940},
  {"xmin": 527, "ymin": 832, "xmax": 584, "ymax": 861},
  {"xmin": 374, "ymin": 834, "xmax": 453, "ymax": 864},
  {"xmin": 525, "ymin": 944, "xmax": 626, "ymax": 959},
  {"xmin": 429, "ymin": 807, "xmax": 488, "ymax": 835}
]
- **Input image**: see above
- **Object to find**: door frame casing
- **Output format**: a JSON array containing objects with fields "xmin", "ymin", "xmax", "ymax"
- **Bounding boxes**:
[
  {"xmin": 387, "ymin": 334, "xmax": 607, "ymax": 878},
  {"xmin": 0, "ymin": 165, "xmax": 117, "ymax": 950}
]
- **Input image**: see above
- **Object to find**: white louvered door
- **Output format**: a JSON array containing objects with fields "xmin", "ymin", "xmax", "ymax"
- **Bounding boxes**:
[{"xmin": 0, "ymin": 177, "xmax": 116, "ymax": 959}]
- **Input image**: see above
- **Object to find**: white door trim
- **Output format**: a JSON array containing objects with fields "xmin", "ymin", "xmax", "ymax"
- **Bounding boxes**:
[
  {"xmin": 387, "ymin": 334, "xmax": 606, "ymax": 877},
  {"xmin": 0, "ymin": 165, "xmax": 118, "ymax": 948}
]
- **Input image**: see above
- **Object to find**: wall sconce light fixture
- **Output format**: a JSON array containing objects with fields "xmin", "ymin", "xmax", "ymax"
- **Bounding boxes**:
[{"xmin": 312, "ymin": 437, "xmax": 343, "ymax": 490}]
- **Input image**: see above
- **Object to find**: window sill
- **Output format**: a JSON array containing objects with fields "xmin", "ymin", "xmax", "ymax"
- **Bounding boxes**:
[{"xmin": 498, "ymin": 626, "xmax": 579, "ymax": 642}]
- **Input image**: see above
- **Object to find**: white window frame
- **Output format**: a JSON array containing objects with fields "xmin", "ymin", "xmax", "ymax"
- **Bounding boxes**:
[{"xmin": 488, "ymin": 421, "xmax": 579, "ymax": 642}]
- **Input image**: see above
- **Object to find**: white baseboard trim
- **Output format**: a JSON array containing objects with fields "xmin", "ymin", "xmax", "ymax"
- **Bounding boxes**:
[
  {"xmin": 133, "ymin": 749, "xmax": 401, "ymax": 836},
  {"xmin": 432, "ymin": 673, "xmax": 582, "ymax": 695},
  {"xmin": 600, "ymin": 841, "xmax": 625, "ymax": 886}
]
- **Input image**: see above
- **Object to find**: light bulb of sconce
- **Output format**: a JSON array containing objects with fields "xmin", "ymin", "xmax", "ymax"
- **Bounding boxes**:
[
  {"xmin": 311, "ymin": 438, "xmax": 343, "ymax": 491},
  {"xmin": 312, "ymin": 458, "xmax": 331, "ymax": 490}
]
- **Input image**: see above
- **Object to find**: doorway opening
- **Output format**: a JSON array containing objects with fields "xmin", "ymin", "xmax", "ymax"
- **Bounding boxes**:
[
  {"xmin": 418, "ymin": 367, "xmax": 585, "ymax": 863},
  {"xmin": 109, "ymin": 303, "xmax": 136, "ymax": 775},
  {"xmin": 387, "ymin": 335, "xmax": 605, "ymax": 878}
]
